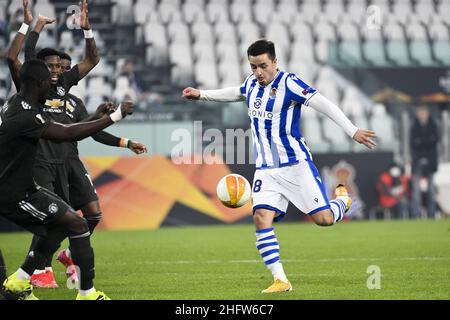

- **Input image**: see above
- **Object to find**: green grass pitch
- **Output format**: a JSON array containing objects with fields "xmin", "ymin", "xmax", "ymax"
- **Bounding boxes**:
[{"xmin": 1, "ymin": 219, "xmax": 449, "ymax": 300}]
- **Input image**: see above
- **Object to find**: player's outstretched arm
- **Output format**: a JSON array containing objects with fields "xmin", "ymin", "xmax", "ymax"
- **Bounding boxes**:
[
  {"xmin": 7, "ymin": 0, "xmax": 33, "ymax": 91},
  {"xmin": 307, "ymin": 93, "xmax": 377, "ymax": 150},
  {"xmin": 76, "ymin": 0, "xmax": 100, "ymax": 80},
  {"xmin": 91, "ymin": 131, "xmax": 148, "ymax": 154},
  {"xmin": 182, "ymin": 87, "xmax": 244, "ymax": 102},
  {"xmin": 41, "ymin": 102, "xmax": 134, "ymax": 142}
]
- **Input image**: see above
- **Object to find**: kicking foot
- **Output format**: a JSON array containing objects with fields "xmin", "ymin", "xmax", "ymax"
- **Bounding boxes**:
[{"xmin": 335, "ymin": 184, "xmax": 352, "ymax": 213}]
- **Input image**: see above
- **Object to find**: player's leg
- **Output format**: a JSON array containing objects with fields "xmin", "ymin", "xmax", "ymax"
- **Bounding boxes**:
[
  {"xmin": 2, "ymin": 189, "xmax": 109, "ymax": 300},
  {"xmin": 28, "ymin": 162, "xmax": 60, "ymax": 288},
  {"xmin": 69, "ymin": 159, "xmax": 101, "ymax": 235},
  {"xmin": 57, "ymin": 159, "xmax": 101, "ymax": 287},
  {"xmin": 57, "ymin": 201, "xmax": 101, "ymax": 290},
  {"xmin": 1, "ymin": 190, "xmax": 70, "ymax": 299},
  {"xmin": 252, "ymin": 170, "xmax": 292, "ymax": 293},
  {"xmin": 309, "ymin": 184, "xmax": 351, "ymax": 226},
  {"xmin": 280, "ymin": 161, "xmax": 351, "ymax": 227}
]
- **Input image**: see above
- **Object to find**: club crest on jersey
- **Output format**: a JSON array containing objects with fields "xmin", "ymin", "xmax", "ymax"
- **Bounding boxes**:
[
  {"xmin": 254, "ymin": 98, "xmax": 262, "ymax": 109},
  {"xmin": 302, "ymin": 87, "xmax": 312, "ymax": 95},
  {"xmin": 269, "ymin": 88, "xmax": 277, "ymax": 99},
  {"xmin": 48, "ymin": 203, "xmax": 58, "ymax": 214},
  {"xmin": 21, "ymin": 101, "xmax": 31, "ymax": 110},
  {"xmin": 57, "ymin": 86, "xmax": 65, "ymax": 96}
]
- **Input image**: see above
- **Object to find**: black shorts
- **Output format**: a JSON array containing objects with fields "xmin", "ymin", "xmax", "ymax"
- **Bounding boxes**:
[
  {"xmin": 0, "ymin": 187, "xmax": 70, "ymax": 237},
  {"xmin": 33, "ymin": 160, "xmax": 70, "ymax": 205},
  {"xmin": 67, "ymin": 158, "xmax": 98, "ymax": 210}
]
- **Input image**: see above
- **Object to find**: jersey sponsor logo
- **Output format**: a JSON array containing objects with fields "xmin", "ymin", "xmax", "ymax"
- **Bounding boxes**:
[
  {"xmin": 21, "ymin": 101, "xmax": 31, "ymax": 110},
  {"xmin": 43, "ymin": 108, "xmax": 64, "ymax": 113},
  {"xmin": 254, "ymin": 98, "xmax": 262, "ymax": 109},
  {"xmin": 45, "ymin": 99, "xmax": 64, "ymax": 108},
  {"xmin": 57, "ymin": 86, "xmax": 66, "ymax": 96},
  {"xmin": 48, "ymin": 203, "xmax": 59, "ymax": 214},
  {"xmin": 248, "ymin": 109, "xmax": 274, "ymax": 119}
]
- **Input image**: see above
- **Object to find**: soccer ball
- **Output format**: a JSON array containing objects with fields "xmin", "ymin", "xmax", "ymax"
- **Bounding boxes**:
[{"xmin": 216, "ymin": 174, "xmax": 251, "ymax": 208}]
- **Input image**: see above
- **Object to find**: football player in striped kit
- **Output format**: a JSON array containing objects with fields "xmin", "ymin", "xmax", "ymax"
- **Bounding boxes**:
[{"xmin": 183, "ymin": 39, "xmax": 377, "ymax": 293}]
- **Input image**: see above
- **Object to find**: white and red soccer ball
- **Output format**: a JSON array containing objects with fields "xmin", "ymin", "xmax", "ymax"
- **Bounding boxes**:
[{"xmin": 216, "ymin": 174, "xmax": 251, "ymax": 208}]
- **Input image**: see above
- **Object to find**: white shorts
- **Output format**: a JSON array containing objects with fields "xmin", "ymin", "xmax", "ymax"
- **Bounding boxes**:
[{"xmin": 252, "ymin": 161, "xmax": 331, "ymax": 222}]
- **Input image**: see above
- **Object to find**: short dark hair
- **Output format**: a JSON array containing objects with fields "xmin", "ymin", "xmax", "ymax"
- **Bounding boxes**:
[
  {"xmin": 58, "ymin": 51, "xmax": 72, "ymax": 61},
  {"xmin": 19, "ymin": 59, "xmax": 51, "ymax": 85},
  {"xmin": 36, "ymin": 48, "xmax": 60, "ymax": 61},
  {"xmin": 247, "ymin": 39, "xmax": 276, "ymax": 60}
]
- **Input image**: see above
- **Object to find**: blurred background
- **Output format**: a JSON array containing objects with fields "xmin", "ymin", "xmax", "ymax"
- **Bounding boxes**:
[{"xmin": 0, "ymin": 0, "xmax": 449, "ymax": 231}]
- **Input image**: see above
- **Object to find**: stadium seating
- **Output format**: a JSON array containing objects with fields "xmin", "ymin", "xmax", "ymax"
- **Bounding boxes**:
[
  {"xmin": 384, "ymin": 21, "xmax": 411, "ymax": 65},
  {"xmin": 301, "ymin": 108, "xmax": 331, "ymax": 153},
  {"xmin": 0, "ymin": 0, "xmax": 441, "ymax": 156},
  {"xmin": 406, "ymin": 16, "xmax": 434, "ymax": 66},
  {"xmin": 337, "ymin": 21, "xmax": 363, "ymax": 65},
  {"xmin": 134, "ymin": 0, "xmax": 156, "ymax": 25},
  {"xmin": 370, "ymin": 104, "xmax": 396, "ymax": 151},
  {"xmin": 321, "ymin": 116, "xmax": 351, "ymax": 152}
]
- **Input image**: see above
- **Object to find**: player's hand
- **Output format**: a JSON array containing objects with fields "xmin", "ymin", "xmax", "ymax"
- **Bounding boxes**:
[
  {"xmin": 128, "ymin": 141, "xmax": 148, "ymax": 155},
  {"xmin": 95, "ymin": 102, "xmax": 115, "ymax": 118},
  {"xmin": 353, "ymin": 129, "xmax": 377, "ymax": 149},
  {"xmin": 79, "ymin": 0, "xmax": 91, "ymax": 30},
  {"xmin": 36, "ymin": 14, "xmax": 56, "ymax": 27},
  {"xmin": 23, "ymin": 0, "xmax": 33, "ymax": 25},
  {"xmin": 182, "ymin": 87, "xmax": 201, "ymax": 100},
  {"xmin": 120, "ymin": 101, "xmax": 134, "ymax": 117}
]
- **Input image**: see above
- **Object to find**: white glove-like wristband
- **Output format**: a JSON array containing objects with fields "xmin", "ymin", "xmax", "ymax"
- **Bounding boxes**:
[
  {"xmin": 109, "ymin": 104, "xmax": 123, "ymax": 123},
  {"xmin": 84, "ymin": 29, "xmax": 94, "ymax": 39},
  {"xmin": 19, "ymin": 23, "xmax": 29, "ymax": 35}
]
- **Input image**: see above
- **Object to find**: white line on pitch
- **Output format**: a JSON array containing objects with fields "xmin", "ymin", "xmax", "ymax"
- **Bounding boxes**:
[{"xmin": 126, "ymin": 256, "xmax": 450, "ymax": 265}]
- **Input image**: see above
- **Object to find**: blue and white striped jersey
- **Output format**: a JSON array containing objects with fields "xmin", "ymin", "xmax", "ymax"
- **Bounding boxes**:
[{"xmin": 240, "ymin": 71, "xmax": 317, "ymax": 169}]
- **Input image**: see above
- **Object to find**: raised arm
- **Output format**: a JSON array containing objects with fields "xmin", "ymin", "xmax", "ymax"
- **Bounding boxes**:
[
  {"xmin": 41, "ymin": 102, "xmax": 134, "ymax": 142},
  {"xmin": 75, "ymin": 0, "xmax": 100, "ymax": 80},
  {"xmin": 182, "ymin": 87, "xmax": 245, "ymax": 102},
  {"xmin": 24, "ymin": 15, "xmax": 56, "ymax": 61},
  {"xmin": 7, "ymin": 0, "xmax": 33, "ymax": 91}
]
